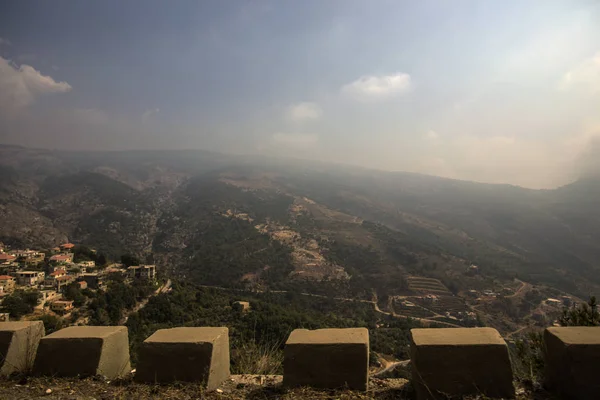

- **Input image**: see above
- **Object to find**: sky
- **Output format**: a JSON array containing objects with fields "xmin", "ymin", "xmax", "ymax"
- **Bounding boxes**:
[{"xmin": 1, "ymin": 0, "xmax": 599, "ymax": 188}]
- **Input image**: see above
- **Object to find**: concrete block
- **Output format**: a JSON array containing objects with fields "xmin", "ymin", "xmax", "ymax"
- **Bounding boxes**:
[
  {"xmin": 135, "ymin": 327, "xmax": 230, "ymax": 390},
  {"xmin": 283, "ymin": 328, "xmax": 369, "ymax": 391},
  {"xmin": 410, "ymin": 327, "xmax": 514, "ymax": 399},
  {"xmin": 33, "ymin": 326, "xmax": 131, "ymax": 378},
  {"xmin": 0, "ymin": 321, "xmax": 45, "ymax": 375},
  {"xmin": 544, "ymin": 326, "xmax": 600, "ymax": 400}
]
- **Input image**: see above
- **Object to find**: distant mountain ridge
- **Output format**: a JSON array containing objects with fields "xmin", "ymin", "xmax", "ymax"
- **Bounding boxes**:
[{"xmin": 1, "ymin": 145, "xmax": 599, "ymax": 298}]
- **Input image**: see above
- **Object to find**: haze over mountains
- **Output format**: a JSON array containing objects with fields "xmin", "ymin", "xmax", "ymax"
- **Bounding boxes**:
[{"xmin": 1, "ymin": 145, "xmax": 600, "ymax": 301}]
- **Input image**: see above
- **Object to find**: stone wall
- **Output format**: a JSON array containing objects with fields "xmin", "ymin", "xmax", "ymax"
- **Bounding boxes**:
[{"xmin": 1, "ymin": 323, "xmax": 598, "ymax": 398}]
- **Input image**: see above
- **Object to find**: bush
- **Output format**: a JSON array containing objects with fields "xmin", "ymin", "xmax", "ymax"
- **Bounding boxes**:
[
  {"xmin": 36, "ymin": 314, "xmax": 64, "ymax": 334},
  {"xmin": 512, "ymin": 332, "xmax": 544, "ymax": 384}
]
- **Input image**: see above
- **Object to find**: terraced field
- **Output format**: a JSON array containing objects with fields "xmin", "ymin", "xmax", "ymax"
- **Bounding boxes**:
[
  {"xmin": 392, "ymin": 299, "xmax": 436, "ymax": 318},
  {"xmin": 413, "ymin": 295, "xmax": 470, "ymax": 313},
  {"xmin": 406, "ymin": 276, "xmax": 452, "ymax": 294}
]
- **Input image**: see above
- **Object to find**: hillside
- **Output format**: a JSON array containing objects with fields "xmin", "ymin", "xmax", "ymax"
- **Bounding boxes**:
[{"xmin": 0, "ymin": 145, "xmax": 599, "ymax": 334}]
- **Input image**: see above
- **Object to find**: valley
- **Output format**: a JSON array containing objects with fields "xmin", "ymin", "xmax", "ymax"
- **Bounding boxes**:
[{"xmin": 0, "ymin": 145, "xmax": 598, "ymax": 339}]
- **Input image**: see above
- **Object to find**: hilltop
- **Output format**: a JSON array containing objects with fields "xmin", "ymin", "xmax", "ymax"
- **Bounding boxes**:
[{"xmin": 0, "ymin": 145, "xmax": 598, "ymax": 335}]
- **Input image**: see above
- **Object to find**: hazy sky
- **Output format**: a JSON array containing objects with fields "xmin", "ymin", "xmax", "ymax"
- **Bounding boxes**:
[{"xmin": 1, "ymin": 1, "xmax": 599, "ymax": 188}]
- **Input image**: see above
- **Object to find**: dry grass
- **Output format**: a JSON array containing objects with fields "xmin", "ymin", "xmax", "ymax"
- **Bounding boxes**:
[{"xmin": 231, "ymin": 341, "xmax": 283, "ymax": 375}]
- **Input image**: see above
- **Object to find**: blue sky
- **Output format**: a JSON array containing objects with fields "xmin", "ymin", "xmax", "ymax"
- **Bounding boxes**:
[{"xmin": 1, "ymin": 0, "xmax": 599, "ymax": 188}]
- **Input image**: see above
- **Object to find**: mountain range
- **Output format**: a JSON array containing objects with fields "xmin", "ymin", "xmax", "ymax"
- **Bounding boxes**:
[{"xmin": 1, "ymin": 145, "xmax": 599, "ymax": 299}]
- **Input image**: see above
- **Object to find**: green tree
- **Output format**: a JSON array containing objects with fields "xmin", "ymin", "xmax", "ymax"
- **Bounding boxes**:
[
  {"xmin": 1, "ymin": 290, "xmax": 40, "ymax": 319},
  {"xmin": 36, "ymin": 314, "xmax": 64, "ymax": 334},
  {"xmin": 121, "ymin": 254, "xmax": 140, "ymax": 267},
  {"xmin": 97, "ymin": 253, "xmax": 108, "ymax": 266},
  {"xmin": 559, "ymin": 296, "xmax": 599, "ymax": 326},
  {"xmin": 513, "ymin": 332, "xmax": 544, "ymax": 383},
  {"xmin": 63, "ymin": 282, "xmax": 86, "ymax": 307}
]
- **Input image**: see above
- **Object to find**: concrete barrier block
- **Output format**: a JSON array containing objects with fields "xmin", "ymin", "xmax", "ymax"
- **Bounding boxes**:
[
  {"xmin": 283, "ymin": 328, "xmax": 369, "ymax": 391},
  {"xmin": 544, "ymin": 326, "xmax": 600, "ymax": 400},
  {"xmin": 33, "ymin": 326, "xmax": 131, "ymax": 378},
  {"xmin": 0, "ymin": 321, "xmax": 45, "ymax": 375},
  {"xmin": 135, "ymin": 327, "xmax": 230, "ymax": 390},
  {"xmin": 410, "ymin": 327, "xmax": 514, "ymax": 399}
]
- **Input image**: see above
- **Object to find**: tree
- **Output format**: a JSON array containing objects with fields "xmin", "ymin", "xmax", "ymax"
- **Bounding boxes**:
[
  {"xmin": 97, "ymin": 253, "xmax": 107, "ymax": 266},
  {"xmin": 1, "ymin": 290, "xmax": 40, "ymax": 319},
  {"xmin": 559, "ymin": 296, "xmax": 599, "ymax": 326},
  {"xmin": 36, "ymin": 314, "xmax": 64, "ymax": 334},
  {"xmin": 63, "ymin": 282, "xmax": 86, "ymax": 307},
  {"xmin": 121, "ymin": 254, "xmax": 140, "ymax": 267}
]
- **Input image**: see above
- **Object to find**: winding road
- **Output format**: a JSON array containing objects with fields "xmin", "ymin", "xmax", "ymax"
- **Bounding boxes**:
[{"xmin": 196, "ymin": 284, "xmax": 461, "ymax": 327}]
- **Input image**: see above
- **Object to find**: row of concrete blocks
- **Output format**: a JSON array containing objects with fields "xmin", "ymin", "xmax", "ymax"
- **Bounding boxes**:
[{"xmin": 1, "ymin": 322, "xmax": 599, "ymax": 399}]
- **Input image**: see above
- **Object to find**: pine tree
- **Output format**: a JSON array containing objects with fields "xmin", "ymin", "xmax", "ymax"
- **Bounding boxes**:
[{"xmin": 559, "ymin": 296, "xmax": 599, "ymax": 326}]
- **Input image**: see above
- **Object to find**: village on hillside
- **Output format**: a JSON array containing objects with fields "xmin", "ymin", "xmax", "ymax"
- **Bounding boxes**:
[{"xmin": 0, "ymin": 242, "xmax": 157, "ymax": 323}]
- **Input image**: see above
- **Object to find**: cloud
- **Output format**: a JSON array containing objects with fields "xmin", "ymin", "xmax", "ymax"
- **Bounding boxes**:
[
  {"xmin": 0, "ymin": 56, "xmax": 72, "ymax": 114},
  {"xmin": 142, "ymin": 108, "xmax": 160, "ymax": 123},
  {"xmin": 341, "ymin": 72, "xmax": 411, "ymax": 100},
  {"xmin": 0, "ymin": 38, "xmax": 11, "ymax": 46},
  {"xmin": 561, "ymin": 52, "xmax": 600, "ymax": 93},
  {"xmin": 285, "ymin": 102, "xmax": 322, "ymax": 122},
  {"xmin": 271, "ymin": 133, "xmax": 318, "ymax": 148},
  {"xmin": 425, "ymin": 130, "xmax": 439, "ymax": 140}
]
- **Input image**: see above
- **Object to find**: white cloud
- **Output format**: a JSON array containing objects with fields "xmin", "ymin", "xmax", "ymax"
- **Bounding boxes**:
[
  {"xmin": 561, "ymin": 52, "xmax": 600, "ymax": 92},
  {"xmin": 272, "ymin": 132, "xmax": 318, "ymax": 148},
  {"xmin": 342, "ymin": 72, "xmax": 411, "ymax": 100},
  {"xmin": 0, "ymin": 56, "xmax": 72, "ymax": 114},
  {"xmin": 285, "ymin": 102, "xmax": 322, "ymax": 122},
  {"xmin": 0, "ymin": 38, "xmax": 11, "ymax": 46},
  {"xmin": 142, "ymin": 108, "xmax": 160, "ymax": 123},
  {"xmin": 425, "ymin": 130, "xmax": 439, "ymax": 140}
]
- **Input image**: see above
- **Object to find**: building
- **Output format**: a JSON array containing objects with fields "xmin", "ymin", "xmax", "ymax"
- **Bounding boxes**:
[
  {"xmin": 78, "ymin": 261, "xmax": 95, "ymax": 268},
  {"xmin": 76, "ymin": 280, "xmax": 88, "ymax": 290},
  {"xmin": 49, "ymin": 253, "xmax": 74, "ymax": 264},
  {"xmin": 0, "ymin": 275, "xmax": 16, "ymax": 295},
  {"xmin": 50, "ymin": 300, "xmax": 74, "ymax": 314},
  {"xmin": 15, "ymin": 271, "xmax": 45, "ymax": 286},
  {"xmin": 80, "ymin": 273, "xmax": 104, "ymax": 289},
  {"xmin": 44, "ymin": 269, "xmax": 68, "ymax": 287},
  {"xmin": 128, "ymin": 265, "xmax": 156, "ymax": 280},
  {"xmin": 39, "ymin": 290, "xmax": 61, "ymax": 305},
  {"xmin": 54, "ymin": 275, "xmax": 75, "ymax": 291},
  {"xmin": 60, "ymin": 243, "xmax": 75, "ymax": 251},
  {"xmin": 232, "ymin": 301, "xmax": 251, "ymax": 312},
  {"xmin": 9, "ymin": 249, "xmax": 45, "ymax": 264},
  {"xmin": 0, "ymin": 253, "xmax": 16, "ymax": 265}
]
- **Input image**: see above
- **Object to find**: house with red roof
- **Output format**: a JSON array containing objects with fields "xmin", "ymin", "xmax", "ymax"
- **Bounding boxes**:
[
  {"xmin": 0, "ymin": 253, "xmax": 16, "ymax": 265},
  {"xmin": 60, "ymin": 243, "xmax": 75, "ymax": 250}
]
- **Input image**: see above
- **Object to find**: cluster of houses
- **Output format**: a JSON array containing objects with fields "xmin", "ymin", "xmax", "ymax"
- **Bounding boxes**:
[{"xmin": 0, "ymin": 242, "xmax": 156, "ymax": 317}]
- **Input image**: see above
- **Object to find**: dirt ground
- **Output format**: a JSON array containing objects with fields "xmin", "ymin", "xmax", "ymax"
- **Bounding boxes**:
[
  {"xmin": 0, "ymin": 374, "xmax": 556, "ymax": 400},
  {"xmin": 0, "ymin": 375, "xmax": 411, "ymax": 400}
]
